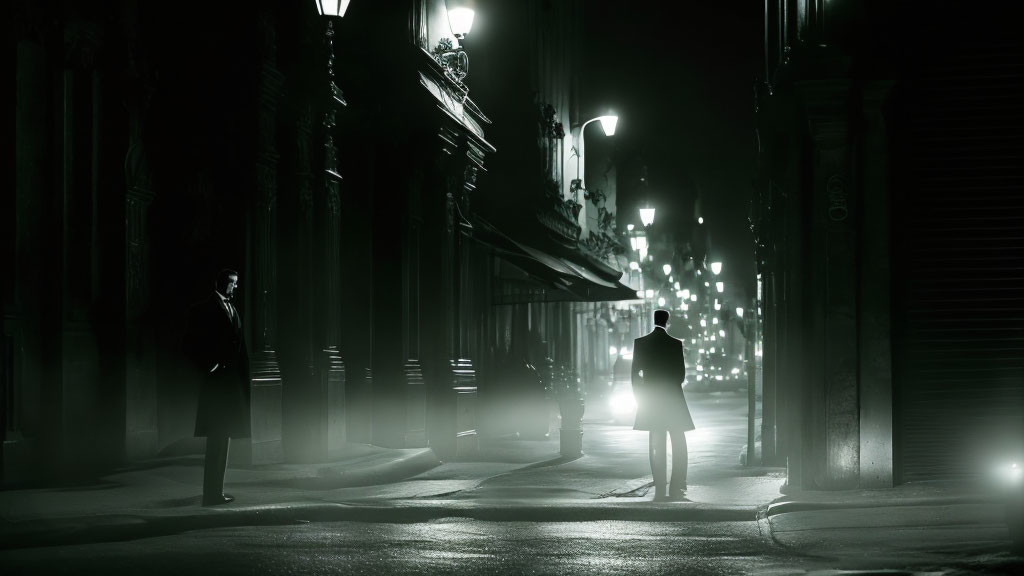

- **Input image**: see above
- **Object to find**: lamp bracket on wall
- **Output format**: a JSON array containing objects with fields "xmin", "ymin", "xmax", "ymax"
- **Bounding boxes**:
[{"xmin": 433, "ymin": 38, "xmax": 470, "ymax": 91}]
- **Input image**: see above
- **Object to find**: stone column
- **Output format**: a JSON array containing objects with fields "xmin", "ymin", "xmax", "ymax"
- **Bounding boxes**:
[
  {"xmin": 799, "ymin": 78, "xmax": 859, "ymax": 489},
  {"xmin": 246, "ymin": 53, "xmax": 285, "ymax": 465},
  {"xmin": 858, "ymin": 81, "xmax": 895, "ymax": 488}
]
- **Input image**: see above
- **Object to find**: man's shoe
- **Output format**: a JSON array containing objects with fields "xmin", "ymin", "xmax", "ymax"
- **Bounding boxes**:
[
  {"xmin": 202, "ymin": 494, "xmax": 235, "ymax": 506},
  {"xmin": 668, "ymin": 489, "xmax": 687, "ymax": 501}
]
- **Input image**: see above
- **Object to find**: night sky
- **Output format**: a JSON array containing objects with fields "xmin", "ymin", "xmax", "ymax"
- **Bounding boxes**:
[{"xmin": 583, "ymin": 0, "xmax": 763, "ymax": 296}]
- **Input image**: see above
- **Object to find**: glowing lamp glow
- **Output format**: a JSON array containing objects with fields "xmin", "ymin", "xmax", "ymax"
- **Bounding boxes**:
[
  {"xmin": 627, "ymin": 224, "xmax": 635, "ymax": 231},
  {"xmin": 736, "ymin": 307, "xmax": 744, "ymax": 318},
  {"xmin": 657, "ymin": 297, "xmax": 665, "ymax": 307},
  {"xmin": 639, "ymin": 208, "xmax": 656, "ymax": 226},
  {"xmin": 690, "ymin": 295, "xmax": 697, "ymax": 302},
  {"xmin": 446, "ymin": 0, "xmax": 476, "ymax": 39},
  {"xmin": 636, "ymin": 290, "xmax": 644, "ymax": 298},
  {"xmin": 635, "ymin": 237, "xmax": 647, "ymax": 252},
  {"xmin": 598, "ymin": 115, "xmax": 618, "ymax": 136},
  {"xmin": 315, "ymin": 0, "xmax": 352, "ymax": 17},
  {"xmin": 645, "ymin": 289, "xmax": 654, "ymax": 298},
  {"xmin": 663, "ymin": 264, "xmax": 672, "ymax": 275},
  {"xmin": 608, "ymin": 389, "xmax": 636, "ymax": 415},
  {"xmin": 629, "ymin": 261, "xmax": 640, "ymax": 271},
  {"xmin": 674, "ymin": 282, "xmax": 680, "ymax": 290},
  {"xmin": 710, "ymin": 262, "xmax": 722, "ymax": 275},
  {"xmin": 609, "ymin": 346, "xmax": 618, "ymax": 356},
  {"xmin": 716, "ymin": 281, "xmax": 724, "ymax": 293},
  {"xmin": 698, "ymin": 217, "xmax": 704, "ymax": 224},
  {"xmin": 682, "ymin": 289, "xmax": 691, "ymax": 299}
]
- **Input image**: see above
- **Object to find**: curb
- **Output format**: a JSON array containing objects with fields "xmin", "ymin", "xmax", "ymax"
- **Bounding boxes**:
[
  {"xmin": 231, "ymin": 448, "xmax": 443, "ymax": 490},
  {"xmin": 0, "ymin": 501, "xmax": 757, "ymax": 550},
  {"xmin": 764, "ymin": 495, "xmax": 1002, "ymax": 518}
]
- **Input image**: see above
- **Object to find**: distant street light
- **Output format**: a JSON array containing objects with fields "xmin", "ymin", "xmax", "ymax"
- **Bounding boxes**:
[
  {"xmin": 716, "ymin": 281, "xmax": 724, "ymax": 293},
  {"xmin": 736, "ymin": 307, "xmax": 744, "ymax": 318},
  {"xmin": 639, "ymin": 207, "xmax": 656, "ymax": 227},
  {"xmin": 698, "ymin": 217, "xmax": 704, "ymax": 224},
  {"xmin": 658, "ymin": 297, "xmax": 666, "ymax": 307},
  {"xmin": 662, "ymin": 264, "xmax": 672, "ymax": 275},
  {"xmin": 710, "ymin": 261, "xmax": 722, "ymax": 275}
]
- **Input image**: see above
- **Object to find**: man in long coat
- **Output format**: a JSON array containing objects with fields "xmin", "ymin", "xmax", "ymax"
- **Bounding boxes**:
[
  {"xmin": 631, "ymin": 308, "xmax": 694, "ymax": 501},
  {"xmin": 187, "ymin": 268, "xmax": 250, "ymax": 506}
]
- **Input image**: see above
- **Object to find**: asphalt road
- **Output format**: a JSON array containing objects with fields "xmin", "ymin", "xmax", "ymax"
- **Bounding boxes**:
[
  {"xmin": 5, "ymin": 518, "xmax": 1021, "ymax": 576},
  {"xmin": 2, "ymin": 519, "xmax": 811, "ymax": 576}
]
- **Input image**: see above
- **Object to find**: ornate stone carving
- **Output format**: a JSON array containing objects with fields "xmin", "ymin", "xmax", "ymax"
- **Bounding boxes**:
[
  {"xmin": 539, "ymin": 103, "xmax": 565, "ymax": 140},
  {"xmin": 63, "ymin": 19, "xmax": 102, "ymax": 70}
]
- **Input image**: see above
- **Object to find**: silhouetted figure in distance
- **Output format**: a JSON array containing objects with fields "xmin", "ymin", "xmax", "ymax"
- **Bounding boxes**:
[
  {"xmin": 631, "ymin": 309, "xmax": 694, "ymax": 501},
  {"xmin": 186, "ymin": 269, "xmax": 250, "ymax": 506}
]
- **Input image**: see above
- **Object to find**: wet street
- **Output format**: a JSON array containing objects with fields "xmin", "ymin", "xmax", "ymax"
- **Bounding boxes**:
[{"xmin": 1, "ymin": 519, "xmax": 808, "ymax": 575}]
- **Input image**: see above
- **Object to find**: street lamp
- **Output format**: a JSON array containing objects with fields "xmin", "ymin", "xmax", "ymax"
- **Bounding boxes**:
[
  {"xmin": 433, "ymin": 0, "xmax": 477, "ymax": 90},
  {"xmin": 572, "ymin": 114, "xmax": 618, "ymax": 192},
  {"xmin": 639, "ymin": 207, "xmax": 655, "ymax": 227},
  {"xmin": 710, "ymin": 261, "xmax": 722, "ymax": 275},
  {"xmin": 662, "ymin": 264, "xmax": 672, "ymax": 276},
  {"xmin": 446, "ymin": 0, "xmax": 476, "ymax": 38},
  {"xmin": 314, "ymin": 0, "xmax": 351, "ymax": 17}
]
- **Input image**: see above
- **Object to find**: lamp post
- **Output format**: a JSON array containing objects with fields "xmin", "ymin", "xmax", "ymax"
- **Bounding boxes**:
[{"xmin": 311, "ymin": 0, "xmax": 351, "ymax": 460}]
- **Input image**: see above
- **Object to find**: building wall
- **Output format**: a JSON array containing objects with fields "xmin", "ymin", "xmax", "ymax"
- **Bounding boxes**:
[{"xmin": 756, "ymin": 0, "xmax": 1024, "ymax": 488}]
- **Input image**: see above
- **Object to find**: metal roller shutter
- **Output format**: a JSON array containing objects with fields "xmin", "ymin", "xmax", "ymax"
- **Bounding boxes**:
[{"xmin": 894, "ymin": 43, "xmax": 1024, "ymax": 482}]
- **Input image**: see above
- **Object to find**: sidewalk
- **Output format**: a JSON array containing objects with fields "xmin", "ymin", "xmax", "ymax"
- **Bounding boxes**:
[
  {"xmin": 761, "ymin": 480, "xmax": 1021, "ymax": 570},
  {"xmin": 0, "ymin": 392, "xmax": 781, "ymax": 547}
]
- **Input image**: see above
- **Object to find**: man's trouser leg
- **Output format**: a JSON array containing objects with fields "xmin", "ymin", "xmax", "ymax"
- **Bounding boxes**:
[
  {"xmin": 669, "ymin": 429, "xmax": 688, "ymax": 494},
  {"xmin": 649, "ymin": 430, "xmax": 667, "ymax": 495},
  {"xmin": 203, "ymin": 436, "xmax": 230, "ymax": 499}
]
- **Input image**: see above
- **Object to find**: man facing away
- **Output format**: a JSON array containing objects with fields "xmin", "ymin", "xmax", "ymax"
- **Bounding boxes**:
[
  {"xmin": 186, "ymin": 269, "xmax": 250, "ymax": 506},
  {"xmin": 631, "ymin": 308, "xmax": 694, "ymax": 501}
]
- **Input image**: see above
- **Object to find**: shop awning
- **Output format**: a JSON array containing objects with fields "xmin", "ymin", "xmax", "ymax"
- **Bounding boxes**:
[{"xmin": 470, "ymin": 217, "xmax": 639, "ymax": 305}]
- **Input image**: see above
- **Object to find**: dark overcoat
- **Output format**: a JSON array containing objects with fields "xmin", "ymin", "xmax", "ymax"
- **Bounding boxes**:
[
  {"xmin": 630, "ymin": 327, "xmax": 694, "ymax": 432},
  {"xmin": 186, "ymin": 293, "xmax": 251, "ymax": 438}
]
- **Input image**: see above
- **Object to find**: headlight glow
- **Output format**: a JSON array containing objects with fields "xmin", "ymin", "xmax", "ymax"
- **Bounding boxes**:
[{"xmin": 609, "ymin": 390, "xmax": 636, "ymax": 415}]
